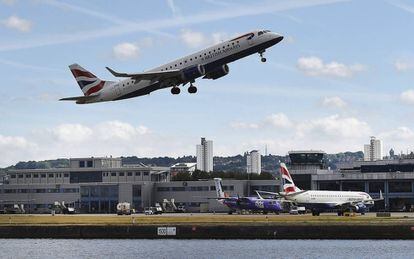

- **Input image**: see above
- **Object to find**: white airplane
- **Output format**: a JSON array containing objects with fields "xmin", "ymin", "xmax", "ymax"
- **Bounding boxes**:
[
  {"xmin": 258, "ymin": 163, "xmax": 383, "ymax": 216},
  {"xmin": 60, "ymin": 29, "xmax": 283, "ymax": 104}
]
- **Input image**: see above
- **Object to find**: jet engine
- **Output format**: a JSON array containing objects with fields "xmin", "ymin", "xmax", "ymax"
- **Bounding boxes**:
[
  {"xmin": 181, "ymin": 64, "xmax": 205, "ymax": 82},
  {"xmin": 204, "ymin": 64, "xmax": 229, "ymax": 80},
  {"xmin": 353, "ymin": 202, "xmax": 367, "ymax": 213}
]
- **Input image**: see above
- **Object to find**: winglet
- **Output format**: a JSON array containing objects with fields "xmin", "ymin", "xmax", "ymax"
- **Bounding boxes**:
[{"xmin": 106, "ymin": 66, "xmax": 128, "ymax": 77}]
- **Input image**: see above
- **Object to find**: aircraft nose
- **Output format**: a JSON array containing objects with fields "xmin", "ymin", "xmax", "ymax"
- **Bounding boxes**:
[{"xmin": 272, "ymin": 33, "xmax": 284, "ymax": 43}]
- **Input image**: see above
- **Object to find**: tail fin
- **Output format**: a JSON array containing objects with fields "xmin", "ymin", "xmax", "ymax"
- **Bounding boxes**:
[
  {"xmin": 69, "ymin": 63, "xmax": 105, "ymax": 96},
  {"xmin": 214, "ymin": 178, "xmax": 225, "ymax": 199},
  {"xmin": 280, "ymin": 163, "xmax": 301, "ymax": 193}
]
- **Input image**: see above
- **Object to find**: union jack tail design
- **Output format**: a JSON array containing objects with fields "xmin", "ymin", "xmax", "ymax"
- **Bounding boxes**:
[
  {"xmin": 69, "ymin": 63, "xmax": 106, "ymax": 96},
  {"xmin": 280, "ymin": 163, "xmax": 301, "ymax": 194}
]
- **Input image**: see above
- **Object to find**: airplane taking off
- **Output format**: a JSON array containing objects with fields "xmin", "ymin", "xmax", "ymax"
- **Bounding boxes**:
[
  {"xmin": 213, "ymin": 178, "xmax": 283, "ymax": 214},
  {"xmin": 258, "ymin": 163, "xmax": 383, "ymax": 216},
  {"xmin": 60, "ymin": 30, "xmax": 283, "ymax": 104}
]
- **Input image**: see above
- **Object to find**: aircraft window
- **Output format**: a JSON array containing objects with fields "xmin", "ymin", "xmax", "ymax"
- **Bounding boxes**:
[
  {"xmin": 190, "ymin": 58, "xmax": 192, "ymax": 61},
  {"xmin": 223, "ymin": 46, "xmax": 225, "ymax": 49},
  {"xmin": 175, "ymin": 64, "xmax": 177, "ymax": 67},
  {"xmin": 209, "ymin": 51, "xmax": 211, "ymax": 54},
  {"xmin": 213, "ymin": 49, "xmax": 216, "ymax": 52},
  {"xmin": 170, "ymin": 66, "xmax": 172, "ymax": 68},
  {"xmin": 258, "ymin": 31, "xmax": 263, "ymax": 36},
  {"xmin": 195, "ymin": 56, "xmax": 197, "ymax": 59},
  {"xmin": 227, "ymin": 44, "xmax": 230, "ymax": 47},
  {"xmin": 199, "ymin": 55, "xmax": 202, "ymax": 57},
  {"xmin": 236, "ymin": 41, "xmax": 239, "ymax": 43},
  {"xmin": 185, "ymin": 60, "xmax": 187, "ymax": 63},
  {"xmin": 180, "ymin": 62, "xmax": 182, "ymax": 65},
  {"xmin": 218, "ymin": 48, "xmax": 220, "ymax": 50},
  {"xmin": 204, "ymin": 53, "xmax": 206, "ymax": 55}
]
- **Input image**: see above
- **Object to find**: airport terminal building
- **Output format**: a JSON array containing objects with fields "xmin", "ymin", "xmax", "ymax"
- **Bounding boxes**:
[
  {"xmin": 2, "ymin": 152, "xmax": 414, "ymax": 213},
  {"xmin": 0, "ymin": 157, "xmax": 278, "ymax": 213}
]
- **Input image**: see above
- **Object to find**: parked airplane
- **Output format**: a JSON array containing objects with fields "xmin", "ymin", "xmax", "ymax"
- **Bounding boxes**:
[
  {"xmin": 213, "ymin": 178, "xmax": 283, "ymax": 214},
  {"xmin": 60, "ymin": 30, "xmax": 283, "ymax": 104},
  {"xmin": 258, "ymin": 163, "xmax": 383, "ymax": 216}
]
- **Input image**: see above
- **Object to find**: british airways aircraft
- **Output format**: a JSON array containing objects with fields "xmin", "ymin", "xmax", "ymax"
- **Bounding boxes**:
[
  {"xmin": 214, "ymin": 178, "xmax": 283, "ymax": 214},
  {"xmin": 259, "ymin": 163, "xmax": 383, "ymax": 216},
  {"xmin": 60, "ymin": 30, "xmax": 283, "ymax": 104}
]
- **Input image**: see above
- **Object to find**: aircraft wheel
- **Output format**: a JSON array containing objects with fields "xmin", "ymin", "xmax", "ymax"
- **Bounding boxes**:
[
  {"xmin": 261, "ymin": 57, "xmax": 267, "ymax": 62},
  {"xmin": 337, "ymin": 211, "xmax": 343, "ymax": 216},
  {"xmin": 312, "ymin": 211, "xmax": 320, "ymax": 216},
  {"xmin": 171, "ymin": 87, "xmax": 180, "ymax": 95},
  {"xmin": 188, "ymin": 86, "xmax": 197, "ymax": 94},
  {"xmin": 228, "ymin": 211, "xmax": 233, "ymax": 215}
]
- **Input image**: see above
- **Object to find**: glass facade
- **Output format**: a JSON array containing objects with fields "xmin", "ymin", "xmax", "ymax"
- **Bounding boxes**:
[{"xmin": 80, "ymin": 185, "xmax": 118, "ymax": 213}]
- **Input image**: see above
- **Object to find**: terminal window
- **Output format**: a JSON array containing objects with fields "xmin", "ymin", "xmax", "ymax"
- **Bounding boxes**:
[
  {"xmin": 135, "ymin": 172, "xmax": 141, "ymax": 176},
  {"xmin": 127, "ymin": 172, "xmax": 132, "ymax": 176},
  {"xmin": 79, "ymin": 161, "xmax": 85, "ymax": 167},
  {"xmin": 87, "ymin": 160, "xmax": 93, "ymax": 167},
  {"xmin": 144, "ymin": 172, "xmax": 149, "ymax": 176},
  {"xmin": 111, "ymin": 172, "xmax": 116, "ymax": 176}
]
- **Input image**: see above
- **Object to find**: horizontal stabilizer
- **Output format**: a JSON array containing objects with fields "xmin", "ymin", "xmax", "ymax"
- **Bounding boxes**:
[{"xmin": 59, "ymin": 93, "xmax": 98, "ymax": 103}]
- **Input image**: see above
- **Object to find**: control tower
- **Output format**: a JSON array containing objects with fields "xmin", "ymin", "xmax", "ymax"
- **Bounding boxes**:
[{"xmin": 287, "ymin": 150, "xmax": 328, "ymax": 190}]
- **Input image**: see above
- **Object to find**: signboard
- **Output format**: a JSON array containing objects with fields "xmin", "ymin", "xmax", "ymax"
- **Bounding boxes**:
[{"xmin": 157, "ymin": 227, "xmax": 176, "ymax": 236}]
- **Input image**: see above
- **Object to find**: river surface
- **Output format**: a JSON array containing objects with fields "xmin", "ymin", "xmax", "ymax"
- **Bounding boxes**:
[{"xmin": 1, "ymin": 239, "xmax": 414, "ymax": 259}]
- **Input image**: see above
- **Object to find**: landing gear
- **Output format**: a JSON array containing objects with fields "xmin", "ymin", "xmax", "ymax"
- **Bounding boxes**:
[
  {"xmin": 171, "ymin": 87, "xmax": 180, "ymax": 95},
  {"xmin": 312, "ymin": 210, "xmax": 320, "ymax": 216},
  {"xmin": 188, "ymin": 83, "xmax": 197, "ymax": 94},
  {"xmin": 337, "ymin": 211, "xmax": 344, "ymax": 216},
  {"xmin": 259, "ymin": 51, "xmax": 266, "ymax": 62}
]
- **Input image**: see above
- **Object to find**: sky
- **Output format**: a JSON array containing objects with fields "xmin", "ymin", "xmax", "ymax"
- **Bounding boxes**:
[{"xmin": 1, "ymin": 0, "xmax": 414, "ymax": 167}]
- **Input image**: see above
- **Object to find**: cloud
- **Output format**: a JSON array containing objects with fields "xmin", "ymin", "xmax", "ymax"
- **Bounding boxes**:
[
  {"xmin": 231, "ymin": 112, "xmax": 292, "ymax": 130},
  {"xmin": 96, "ymin": 121, "xmax": 149, "ymax": 141},
  {"xmin": 0, "ymin": 0, "xmax": 348, "ymax": 51},
  {"xmin": 400, "ymin": 89, "xmax": 414, "ymax": 105},
  {"xmin": 297, "ymin": 115, "xmax": 370, "ymax": 139},
  {"xmin": 264, "ymin": 113, "xmax": 293, "ymax": 128},
  {"xmin": 2, "ymin": 15, "xmax": 32, "ymax": 32},
  {"xmin": 0, "ymin": 121, "xmax": 193, "ymax": 167},
  {"xmin": 320, "ymin": 96, "xmax": 347, "ymax": 109},
  {"xmin": 51, "ymin": 124, "xmax": 93, "ymax": 143},
  {"xmin": 297, "ymin": 56, "xmax": 366, "ymax": 78},
  {"xmin": 0, "ymin": 134, "xmax": 38, "ymax": 168},
  {"xmin": 112, "ymin": 42, "xmax": 139, "ymax": 60},
  {"xmin": 394, "ymin": 60, "xmax": 414, "ymax": 72},
  {"xmin": 379, "ymin": 126, "xmax": 414, "ymax": 141},
  {"xmin": 180, "ymin": 29, "xmax": 206, "ymax": 48}
]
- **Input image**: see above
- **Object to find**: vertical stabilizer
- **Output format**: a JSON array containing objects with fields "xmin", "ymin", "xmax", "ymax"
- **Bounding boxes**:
[
  {"xmin": 280, "ymin": 163, "xmax": 301, "ymax": 193},
  {"xmin": 69, "ymin": 63, "xmax": 105, "ymax": 96}
]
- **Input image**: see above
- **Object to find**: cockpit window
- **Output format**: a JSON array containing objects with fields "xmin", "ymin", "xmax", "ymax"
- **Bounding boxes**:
[
  {"xmin": 258, "ymin": 31, "xmax": 264, "ymax": 36},
  {"xmin": 264, "ymin": 30, "xmax": 270, "ymax": 33}
]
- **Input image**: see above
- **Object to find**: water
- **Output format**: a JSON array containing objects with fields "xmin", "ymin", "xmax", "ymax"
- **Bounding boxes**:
[{"xmin": 0, "ymin": 239, "xmax": 413, "ymax": 259}]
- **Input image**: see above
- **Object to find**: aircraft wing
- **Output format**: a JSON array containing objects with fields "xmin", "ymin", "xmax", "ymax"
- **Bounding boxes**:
[
  {"xmin": 106, "ymin": 66, "xmax": 181, "ymax": 81},
  {"xmin": 255, "ymin": 190, "xmax": 308, "ymax": 198}
]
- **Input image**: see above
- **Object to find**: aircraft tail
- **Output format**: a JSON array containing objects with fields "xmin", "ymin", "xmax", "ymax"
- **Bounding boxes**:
[
  {"xmin": 69, "ymin": 63, "xmax": 106, "ymax": 96},
  {"xmin": 280, "ymin": 163, "xmax": 301, "ymax": 194},
  {"xmin": 214, "ymin": 178, "xmax": 225, "ymax": 199}
]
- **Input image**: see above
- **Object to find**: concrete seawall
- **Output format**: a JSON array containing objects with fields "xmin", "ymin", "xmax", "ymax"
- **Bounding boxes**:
[{"xmin": 1, "ymin": 224, "xmax": 414, "ymax": 239}]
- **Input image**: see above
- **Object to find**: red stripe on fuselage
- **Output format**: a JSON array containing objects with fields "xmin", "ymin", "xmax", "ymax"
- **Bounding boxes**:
[
  {"xmin": 71, "ymin": 69, "xmax": 97, "ymax": 79},
  {"xmin": 86, "ymin": 81, "xmax": 104, "ymax": 96}
]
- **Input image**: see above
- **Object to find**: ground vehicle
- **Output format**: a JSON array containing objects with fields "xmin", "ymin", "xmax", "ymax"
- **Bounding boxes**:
[
  {"xmin": 289, "ymin": 206, "xmax": 306, "ymax": 215},
  {"xmin": 144, "ymin": 204, "xmax": 163, "ymax": 215},
  {"xmin": 117, "ymin": 202, "xmax": 132, "ymax": 215},
  {"xmin": 54, "ymin": 201, "xmax": 76, "ymax": 214}
]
